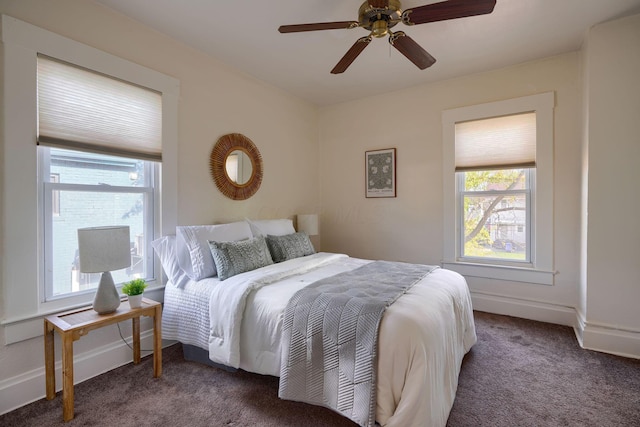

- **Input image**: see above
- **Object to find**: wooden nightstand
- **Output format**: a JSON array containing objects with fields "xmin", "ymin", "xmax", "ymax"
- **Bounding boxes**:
[{"xmin": 44, "ymin": 297, "xmax": 162, "ymax": 421}]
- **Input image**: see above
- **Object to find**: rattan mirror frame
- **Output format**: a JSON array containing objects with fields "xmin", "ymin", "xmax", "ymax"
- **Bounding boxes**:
[{"xmin": 210, "ymin": 133, "xmax": 263, "ymax": 200}]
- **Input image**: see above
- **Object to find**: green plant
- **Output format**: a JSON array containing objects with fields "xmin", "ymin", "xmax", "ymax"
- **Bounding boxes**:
[{"xmin": 121, "ymin": 278, "xmax": 147, "ymax": 296}]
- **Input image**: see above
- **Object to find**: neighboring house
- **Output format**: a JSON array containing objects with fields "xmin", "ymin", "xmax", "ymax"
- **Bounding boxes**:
[
  {"xmin": 0, "ymin": 0, "xmax": 638, "ymax": 417},
  {"xmin": 52, "ymin": 151, "xmax": 144, "ymax": 295},
  {"xmin": 487, "ymin": 200, "xmax": 527, "ymax": 252}
]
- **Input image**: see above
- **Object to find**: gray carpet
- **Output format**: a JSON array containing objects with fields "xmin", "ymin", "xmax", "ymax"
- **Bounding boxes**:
[
  {"xmin": 1, "ymin": 311, "xmax": 638, "ymax": 426},
  {"xmin": 447, "ymin": 312, "xmax": 640, "ymax": 427}
]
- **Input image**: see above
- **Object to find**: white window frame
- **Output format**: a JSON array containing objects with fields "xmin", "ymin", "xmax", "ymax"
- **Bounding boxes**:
[
  {"xmin": 39, "ymin": 148, "xmax": 157, "ymax": 301},
  {"xmin": 442, "ymin": 92, "xmax": 555, "ymax": 285},
  {"xmin": 457, "ymin": 168, "xmax": 534, "ymax": 266},
  {"xmin": 0, "ymin": 15, "xmax": 179, "ymax": 343}
]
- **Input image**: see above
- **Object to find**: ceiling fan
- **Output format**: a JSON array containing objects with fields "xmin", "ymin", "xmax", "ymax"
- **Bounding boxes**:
[{"xmin": 278, "ymin": 0, "xmax": 496, "ymax": 74}]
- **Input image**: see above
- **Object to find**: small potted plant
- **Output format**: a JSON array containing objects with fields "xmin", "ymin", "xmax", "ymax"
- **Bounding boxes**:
[{"xmin": 121, "ymin": 278, "xmax": 147, "ymax": 309}]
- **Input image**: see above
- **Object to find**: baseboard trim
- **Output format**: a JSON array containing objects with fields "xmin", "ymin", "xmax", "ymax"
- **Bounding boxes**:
[
  {"xmin": 0, "ymin": 331, "xmax": 174, "ymax": 416},
  {"xmin": 574, "ymin": 311, "xmax": 640, "ymax": 359},
  {"xmin": 470, "ymin": 291, "xmax": 576, "ymax": 326},
  {"xmin": 474, "ymin": 293, "xmax": 640, "ymax": 360}
]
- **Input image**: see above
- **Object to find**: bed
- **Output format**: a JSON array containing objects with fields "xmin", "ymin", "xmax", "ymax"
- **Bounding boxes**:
[{"xmin": 153, "ymin": 219, "xmax": 476, "ymax": 427}]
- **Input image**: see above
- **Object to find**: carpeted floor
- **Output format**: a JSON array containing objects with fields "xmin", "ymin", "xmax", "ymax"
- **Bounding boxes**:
[
  {"xmin": 1, "ymin": 311, "xmax": 639, "ymax": 426},
  {"xmin": 447, "ymin": 312, "xmax": 640, "ymax": 427}
]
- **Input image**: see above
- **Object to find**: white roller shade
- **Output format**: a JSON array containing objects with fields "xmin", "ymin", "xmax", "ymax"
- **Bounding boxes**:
[
  {"xmin": 37, "ymin": 55, "xmax": 162, "ymax": 161},
  {"xmin": 455, "ymin": 112, "xmax": 536, "ymax": 171}
]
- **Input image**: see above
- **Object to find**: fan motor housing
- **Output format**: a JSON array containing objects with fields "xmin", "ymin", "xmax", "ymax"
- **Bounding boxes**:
[{"xmin": 358, "ymin": 0, "xmax": 403, "ymax": 37}]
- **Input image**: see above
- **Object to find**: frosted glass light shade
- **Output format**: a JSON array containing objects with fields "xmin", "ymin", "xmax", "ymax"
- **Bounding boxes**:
[
  {"xmin": 77, "ymin": 226, "xmax": 131, "ymax": 273},
  {"xmin": 297, "ymin": 214, "xmax": 319, "ymax": 236}
]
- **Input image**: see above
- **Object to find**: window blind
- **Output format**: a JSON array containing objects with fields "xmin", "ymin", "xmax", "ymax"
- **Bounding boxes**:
[
  {"xmin": 37, "ymin": 55, "xmax": 162, "ymax": 161},
  {"xmin": 455, "ymin": 112, "xmax": 536, "ymax": 171}
]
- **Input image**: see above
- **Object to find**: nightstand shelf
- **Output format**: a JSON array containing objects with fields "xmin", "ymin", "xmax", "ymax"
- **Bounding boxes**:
[{"xmin": 44, "ymin": 297, "xmax": 162, "ymax": 421}]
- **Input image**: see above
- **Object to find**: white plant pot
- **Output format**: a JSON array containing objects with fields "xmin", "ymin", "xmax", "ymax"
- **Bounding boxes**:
[{"xmin": 128, "ymin": 294, "xmax": 143, "ymax": 309}]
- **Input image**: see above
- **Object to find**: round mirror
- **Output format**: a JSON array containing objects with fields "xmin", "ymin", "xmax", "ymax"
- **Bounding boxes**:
[
  {"xmin": 225, "ymin": 149, "xmax": 253, "ymax": 185},
  {"xmin": 210, "ymin": 133, "xmax": 263, "ymax": 200}
]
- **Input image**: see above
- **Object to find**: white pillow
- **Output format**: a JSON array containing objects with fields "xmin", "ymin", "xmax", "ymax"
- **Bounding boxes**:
[
  {"xmin": 245, "ymin": 218, "xmax": 295, "ymax": 237},
  {"xmin": 176, "ymin": 221, "xmax": 253, "ymax": 281},
  {"xmin": 151, "ymin": 235, "xmax": 190, "ymax": 288}
]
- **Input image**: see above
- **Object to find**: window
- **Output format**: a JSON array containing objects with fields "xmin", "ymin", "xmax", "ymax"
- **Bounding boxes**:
[
  {"xmin": 442, "ymin": 92, "xmax": 554, "ymax": 285},
  {"xmin": 455, "ymin": 112, "xmax": 536, "ymax": 265},
  {"xmin": 40, "ymin": 148, "xmax": 157, "ymax": 299},
  {"xmin": 1, "ymin": 15, "xmax": 178, "ymax": 344},
  {"xmin": 50, "ymin": 173, "xmax": 60, "ymax": 216},
  {"xmin": 225, "ymin": 152, "xmax": 239, "ymax": 183},
  {"xmin": 459, "ymin": 168, "xmax": 532, "ymax": 263},
  {"xmin": 37, "ymin": 56, "xmax": 161, "ymax": 301}
]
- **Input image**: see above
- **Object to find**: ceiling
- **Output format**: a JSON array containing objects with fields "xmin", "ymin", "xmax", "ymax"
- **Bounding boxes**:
[{"xmin": 93, "ymin": 0, "xmax": 640, "ymax": 106}]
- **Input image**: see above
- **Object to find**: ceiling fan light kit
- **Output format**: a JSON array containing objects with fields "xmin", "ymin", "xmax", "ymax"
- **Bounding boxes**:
[{"xmin": 278, "ymin": 0, "xmax": 496, "ymax": 74}]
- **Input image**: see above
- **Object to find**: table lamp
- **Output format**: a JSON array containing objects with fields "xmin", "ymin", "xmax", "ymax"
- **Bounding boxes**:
[
  {"xmin": 297, "ymin": 214, "xmax": 319, "ymax": 236},
  {"xmin": 77, "ymin": 226, "xmax": 131, "ymax": 314}
]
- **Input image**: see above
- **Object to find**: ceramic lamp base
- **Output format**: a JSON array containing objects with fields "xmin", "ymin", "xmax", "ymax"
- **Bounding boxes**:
[{"xmin": 92, "ymin": 271, "xmax": 121, "ymax": 314}]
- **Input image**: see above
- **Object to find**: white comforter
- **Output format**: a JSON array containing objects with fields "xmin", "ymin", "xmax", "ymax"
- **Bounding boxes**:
[{"xmin": 163, "ymin": 252, "xmax": 476, "ymax": 427}]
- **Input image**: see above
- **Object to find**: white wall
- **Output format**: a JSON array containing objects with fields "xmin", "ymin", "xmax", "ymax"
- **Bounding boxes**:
[
  {"xmin": 318, "ymin": 13, "xmax": 640, "ymax": 359},
  {"xmin": 0, "ymin": 0, "xmax": 319, "ymax": 415},
  {"xmin": 319, "ymin": 52, "xmax": 583, "ymax": 326},
  {"xmin": 1, "ymin": 0, "xmax": 638, "ymax": 417},
  {"xmin": 581, "ymin": 13, "xmax": 640, "ymax": 357}
]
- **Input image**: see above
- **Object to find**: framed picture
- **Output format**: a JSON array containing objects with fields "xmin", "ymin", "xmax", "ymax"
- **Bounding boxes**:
[{"xmin": 365, "ymin": 148, "xmax": 396, "ymax": 198}]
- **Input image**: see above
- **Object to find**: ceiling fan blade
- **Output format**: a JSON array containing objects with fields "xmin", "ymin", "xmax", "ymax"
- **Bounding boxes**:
[
  {"xmin": 278, "ymin": 21, "xmax": 359, "ymax": 33},
  {"xmin": 331, "ymin": 36, "xmax": 372, "ymax": 74},
  {"xmin": 389, "ymin": 32, "xmax": 436, "ymax": 70},
  {"xmin": 403, "ymin": 0, "xmax": 496, "ymax": 25}
]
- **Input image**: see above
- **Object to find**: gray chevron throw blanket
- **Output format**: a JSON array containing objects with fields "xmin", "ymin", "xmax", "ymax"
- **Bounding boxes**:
[{"xmin": 278, "ymin": 260, "xmax": 438, "ymax": 427}]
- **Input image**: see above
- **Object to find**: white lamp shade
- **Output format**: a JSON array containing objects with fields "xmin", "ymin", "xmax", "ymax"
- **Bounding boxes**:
[
  {"xmin": 77, "ymin": 226, "xmax": 131, "ymax": 273},
  {"xmin": 297, "ymin": 214, "xmax": 319, "ymax": 236}
]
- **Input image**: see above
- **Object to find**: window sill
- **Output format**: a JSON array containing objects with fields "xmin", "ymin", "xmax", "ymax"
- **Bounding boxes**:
[
  {"xmin": 1, "ymin": 286, "xmax": 164, "ymax": 344},
  {"xmin": 442, "ymin": 261, "xmax": 555, "ymax": 285}
]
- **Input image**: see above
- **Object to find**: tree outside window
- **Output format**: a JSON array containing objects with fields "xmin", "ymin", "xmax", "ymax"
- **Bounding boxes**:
[{"xmin": 460, "ymin": 168, "xmax": 530, "ymax": 262}]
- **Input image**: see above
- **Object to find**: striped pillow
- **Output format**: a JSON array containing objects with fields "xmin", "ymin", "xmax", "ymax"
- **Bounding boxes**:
[
  {"xmin": 266, "ymin": 232, "xmax": 315, "ymax": 263},
  {"xmin": 208, "ymin": 235, "xmax": 273, "ymax": 281}
]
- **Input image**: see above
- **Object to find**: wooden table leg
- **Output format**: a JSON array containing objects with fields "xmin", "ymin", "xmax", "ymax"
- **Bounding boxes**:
[
  {"xmin": 132, "ymin": 317, "xmax": 141, "ymax": 364},
  {"xmin": 44, "ymin": 321, "xmax": 56, "ymax": 400},
  {"xmin": 61, "ymin": 333, "xmax": 74, "ymax": 422},
  {"xmin": 153, "ymin": 304, "xmax": 162, "ymax": 378}
]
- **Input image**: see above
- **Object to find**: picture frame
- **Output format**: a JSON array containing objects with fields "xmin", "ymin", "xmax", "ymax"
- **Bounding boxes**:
[{"xmin": 365, "ymin": 148, "xmax": 396, "ymax": 198}]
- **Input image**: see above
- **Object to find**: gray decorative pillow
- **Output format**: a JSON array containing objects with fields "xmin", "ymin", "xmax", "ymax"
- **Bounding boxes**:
[
  {"xmin": 208, "ymin": 235, "xmax": 273, "ymax": 281},
  {"xmin": 266, "ymin": 232, "xmax": 315, "ymax": 263}
]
